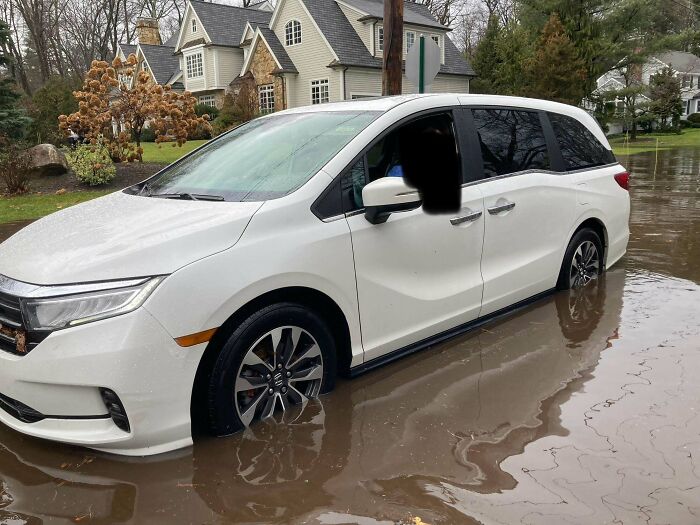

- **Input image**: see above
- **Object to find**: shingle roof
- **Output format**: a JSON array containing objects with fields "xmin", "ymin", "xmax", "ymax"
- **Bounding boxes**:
[
  {"xmin": 189, "ymin": 0, "xmax": 272, "ymax": 47},
  {"xmin": 342, "ymin": 0, "xmax": 447, "ymax": 30},
  {"xmin": 301, "ymin": 0, "xmax": 474, "ymax": 76},
  {"xmin": 655, "ymin": 51, "xmax": 700, "ymax": 75},
  {"xmin": 118, "ymin": 43, "xmax": 137, "ymax": 59},
  {"xmin": 163, "ymin": 33, "xmax": 179, "ymax": 47},
  {"xmin": 139, "ymin": 44, "xmax": 180, "ymax": 85},
  {"xmin": 258, "ymin": 26, "xmax": 298, "ymax": 72}
]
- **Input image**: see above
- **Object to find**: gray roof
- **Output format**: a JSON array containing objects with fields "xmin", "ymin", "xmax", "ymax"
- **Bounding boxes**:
[
  {"xmin": 341, "ymin": 0, "xmax": 447, "ymax": 30},
  {"xmin": 302, "ymin": 0, "xmax": 474, "ymax": 76},
  {"xmin": 189, "ymin": 0, "xmax": 272, "ymax": 48},
  {"xmin": 655, "ymin": 51, "xmax": 700, "ymax": 75},
  {"xmin": 258, "ymin": 26, "xmax": 298, "ymax": 72},
  {"xmin": 139, "ymin": 44, "xmax": 179, "ymax": 85},
  {"xmin": 163, "ymin": 33, "xmax": 179, "ymax": 47},
  {"xmin": 118, "ymin": 43, "xmax": 137, "ymax": 59}
]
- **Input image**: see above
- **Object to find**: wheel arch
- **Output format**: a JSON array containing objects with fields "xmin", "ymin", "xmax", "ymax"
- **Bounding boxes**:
[
  {"xmin": 190, "ymin": 286, "xmax": 353, "ymax": 435},
  {"xmin": 572, "ymin": 216, "xmax": 609, "ymax": 266}
]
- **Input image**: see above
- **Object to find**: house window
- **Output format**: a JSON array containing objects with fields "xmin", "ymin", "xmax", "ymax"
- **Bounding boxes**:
[
  {"xmin": 192, "ymin": 18, "xmax": 197, "ymax": 33},
  {"xmin": 378, "ymin": 26, "xmax": 384, "ymax": 52},
  {"xmin": 186, "ymin": 53, "xmax": 203, "ymax": 78},
  {"xmin": 198, "ymin": 95, "xmax": 216, "ymax": 107},
  {"xmin": 311, "ymin": 79, "xmax": 329, "ymax": 104},
  {"xmin": 285, "ymin": 20, "xmax": 302, "ymax": 46},
  {"xmin": 406, "ymin": 31, "xmax": 415, "ymax": 51},
  {"xmin": 258, "ymin": 84, "xmax": 275, "ymax": 113},
  {"xmin": 431, "ymin": 35, "xmax": 440, "ymax": 46}
]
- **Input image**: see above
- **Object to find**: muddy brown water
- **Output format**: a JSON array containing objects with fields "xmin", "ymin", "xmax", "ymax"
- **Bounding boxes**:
[{"xmin": 0, "ymin": 148, "xmax": 699, "ymax": 524}]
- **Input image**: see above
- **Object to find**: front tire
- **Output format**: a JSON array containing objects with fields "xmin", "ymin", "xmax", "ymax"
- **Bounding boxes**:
[
  {"xmin": 207, "ymin": 303, "xmax": 337, "ymax": 436},
  {"xmin": 557, "ymin": 228, "xmax": 604, "ymax": 290}
]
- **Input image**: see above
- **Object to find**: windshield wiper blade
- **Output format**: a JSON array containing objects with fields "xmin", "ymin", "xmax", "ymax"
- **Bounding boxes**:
[
  {"xmin": 138, "ymin": 182, "xmax": 152, "ymax": 196},
  {"xmin": 151, "ymin": 192, "xmax": 225, "ymax": 201}
]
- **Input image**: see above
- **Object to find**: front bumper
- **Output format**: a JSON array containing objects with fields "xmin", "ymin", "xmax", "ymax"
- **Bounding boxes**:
[{"xmin": 0, "ymin": 307, "xmax": 205, "ymax": 456}]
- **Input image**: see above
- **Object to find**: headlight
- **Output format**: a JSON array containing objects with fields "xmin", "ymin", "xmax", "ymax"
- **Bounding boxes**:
[{"xmin": 20, "ymin": 277, "xmax": 163, "ymax": 331}]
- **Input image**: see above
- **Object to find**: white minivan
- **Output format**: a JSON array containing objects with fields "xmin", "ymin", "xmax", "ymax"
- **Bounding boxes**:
[{"xmin": 0, "ymin": 94, "xmax": 630, "ymax": 456}]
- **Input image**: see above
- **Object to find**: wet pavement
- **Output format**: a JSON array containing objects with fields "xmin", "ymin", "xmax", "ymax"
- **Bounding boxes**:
[{"xmin": 0, "ymin": 148, "xmax": 699, "ymax": 524}]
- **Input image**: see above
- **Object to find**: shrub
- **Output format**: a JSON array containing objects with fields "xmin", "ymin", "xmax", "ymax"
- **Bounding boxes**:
[
  {"xmin": 139, "ymin": 126, "xmax": 157, "ymax": 142},
  {"xmin": 28, "ymin": 77, "xmax": 78, "ymax": 145},
  {"xmin": 195, "ymin": 103, "xmax": 220, "ymax": 120},
  {"xmin": 0, "ymin": 136, "xmax": 31, "ymax": 194},
  {"xmin": 687, "ymin": 113, "xmax": 700, "ymax": 125},
  {"xmin": 69, "ymin": 143, "xmax": 116, "ymax": 186}
]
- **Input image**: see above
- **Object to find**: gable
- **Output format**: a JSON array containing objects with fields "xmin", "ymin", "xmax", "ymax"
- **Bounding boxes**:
[
  {"xmin": 189, "ymin": 0, "xmax": 272, "ymax": 48},
  {"xmin": 176, "ymin": 3, "xmax": 211, "ymax": 51},
  {"xmin": 242, "ymin": 27, "xmax": 298, "ymax": 75}
]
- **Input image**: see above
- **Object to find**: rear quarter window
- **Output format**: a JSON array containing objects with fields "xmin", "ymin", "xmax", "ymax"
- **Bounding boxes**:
[{"xmin": 548, "ymin": 113, "xmax": 615, "ymax": 171}]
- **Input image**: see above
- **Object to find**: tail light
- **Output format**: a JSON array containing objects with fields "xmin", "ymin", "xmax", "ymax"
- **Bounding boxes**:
[{"xmin": 614, "ymin": 171, "xmax": 630, "ymax": 191}]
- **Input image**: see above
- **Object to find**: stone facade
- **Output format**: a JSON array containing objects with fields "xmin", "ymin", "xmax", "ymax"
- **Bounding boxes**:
[{"xmin": 247, "ymin": 40, "xmax": 286, "ymax": 111}]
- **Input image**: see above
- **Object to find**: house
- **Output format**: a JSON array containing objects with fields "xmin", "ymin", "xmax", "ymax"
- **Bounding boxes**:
[
  {"xmin": 117, "ymin": 0, "xmax": 474, "ymax": 112},
  {"xmin": 593, "ymin": 50, "xmax": 700, "ymax": 132}
]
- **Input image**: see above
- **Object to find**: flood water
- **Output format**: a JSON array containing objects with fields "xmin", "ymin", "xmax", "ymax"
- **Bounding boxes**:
[{"xmin": 1, "ymin": 148, "xmax": 700, "ymax": 524}]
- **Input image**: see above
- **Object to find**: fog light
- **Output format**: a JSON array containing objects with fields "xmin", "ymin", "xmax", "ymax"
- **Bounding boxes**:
[{"xmin": 99, "ymin": 388, "xmax": 130, "ymax": 433}]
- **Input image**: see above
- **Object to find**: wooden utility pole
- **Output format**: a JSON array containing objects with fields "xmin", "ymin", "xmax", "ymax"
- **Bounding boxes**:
[{"xmin": 382, "ymin": 0, "xmax": 403, "ymax": 95}]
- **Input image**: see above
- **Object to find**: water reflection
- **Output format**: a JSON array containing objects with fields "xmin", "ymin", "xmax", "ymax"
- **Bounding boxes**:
[{"xmin": 0, "ymin": 268, "xmax": 625, "ymax": 524}]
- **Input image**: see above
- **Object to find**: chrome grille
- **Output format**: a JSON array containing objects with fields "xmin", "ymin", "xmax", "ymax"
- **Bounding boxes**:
[{"xmin": 0, "ymin": 288, "xmax": 45, "ymax": 356}]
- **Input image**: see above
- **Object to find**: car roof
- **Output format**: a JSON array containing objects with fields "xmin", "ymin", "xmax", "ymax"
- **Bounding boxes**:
[{"xmin": 277, "ymin": 93, "xmax": 610, "ymax": 148}]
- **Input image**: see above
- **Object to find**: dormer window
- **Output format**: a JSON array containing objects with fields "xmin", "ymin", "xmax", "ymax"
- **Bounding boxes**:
[
  {"xmin": 192, "ymin": 18, "xmax": 197, "ymax": 33},
  {"xmin": 285, "ymin": 20, "xmax": 302, "ymax": 46}
]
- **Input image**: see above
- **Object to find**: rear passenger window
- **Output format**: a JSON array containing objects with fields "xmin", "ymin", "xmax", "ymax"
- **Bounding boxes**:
[
  {"xmin": 548, "ymin": 113, "xmax": 615, "ymax": 170},
  {"xmin": 472, "ymin": 109, "xmax": 550, "ymax": 177}
]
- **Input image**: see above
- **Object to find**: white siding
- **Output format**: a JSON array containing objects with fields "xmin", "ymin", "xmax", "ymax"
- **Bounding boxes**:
[
  {"xmin": 345, "ymin": 68, "xmax": 469, "ymax": 97},
  {"xmin": 338, "ymin": 3, "xmax": 371, "ymax": 53},
  {"xmin": 179, "ymin": 8, "xmax": 208, "ymax": 48},
  {"xmin": 204, "ymin": 48, "xmax": 216, "ymax": 89},
  {"xmin": 217, "ymin": 47, "xmax": 245, "ymax": 87},
  {"xmin": 272, "ymin": 0, "xmax": 340, "ymax": 107},
  {"xmin": 183, "ymin": 49, "xmax": 206, "ymax": 91}
]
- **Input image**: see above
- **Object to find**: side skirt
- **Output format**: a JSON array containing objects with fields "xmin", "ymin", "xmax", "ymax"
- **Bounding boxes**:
[{"xmin": 349, "ymin": 289, "xmax": 555, "ymax": 378}]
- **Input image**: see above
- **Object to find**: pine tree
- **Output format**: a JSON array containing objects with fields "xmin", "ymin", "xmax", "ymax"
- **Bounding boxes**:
[
  {"xmin": 0, "ymin": 21, "xmax": 30, "ymax": 139},
  {"xmin": 470, "ymin": 16, "xmax": 503, "ymax": 94},
  {"xmin": 649, "ymin": 67, "xmax": 684, "ymax": 131},
  {"xmin": 523, "ymin": 14, "xmax": 587, "ymax": 105}
]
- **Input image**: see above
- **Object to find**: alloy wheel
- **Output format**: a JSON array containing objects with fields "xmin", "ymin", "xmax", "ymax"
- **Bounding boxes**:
[
  {"xmin": 569, "ymin": 240, "xmax": 600, "ymax": 289},
  {"xmin": 235, "ymin": 326, "xmax": 324, "ymax": 427}
]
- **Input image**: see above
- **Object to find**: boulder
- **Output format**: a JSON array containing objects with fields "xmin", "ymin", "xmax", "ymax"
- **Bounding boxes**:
[{"xmin": 27, "ymin": 144, "xmax": 69, "ymax": 176}]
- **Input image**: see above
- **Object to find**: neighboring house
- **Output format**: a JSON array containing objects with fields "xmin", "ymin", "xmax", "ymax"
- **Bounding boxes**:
[
  {"xmin": 116, "ymin": 0, "xmax": 474, "ymax": 112},
  {"xmin": 593, "ymin": 50, "xmax": 700, "ymax": 132}
]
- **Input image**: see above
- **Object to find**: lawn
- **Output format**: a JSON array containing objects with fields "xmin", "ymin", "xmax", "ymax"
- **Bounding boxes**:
[
  {"xmin": 140, "ymin": 139, "xmax": 208, "ymax": 164},
  {"xmin": 0, "ymin": 191, "xmax": 111, "ymax": 223},
  {"xmin": 610, "ymin": 128, "xmax": 700, "ymax": 156}
]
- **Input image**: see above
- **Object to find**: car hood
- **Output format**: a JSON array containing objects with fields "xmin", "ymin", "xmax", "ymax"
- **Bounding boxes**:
[{"xmin": 0, "ymin": 191, "xmax": 262, "ymax": 285}]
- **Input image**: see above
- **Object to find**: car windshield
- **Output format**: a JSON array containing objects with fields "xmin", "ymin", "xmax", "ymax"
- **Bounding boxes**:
[{"xmin": 136, "ymin": 111, "xmax": 380, "ymax": 202}]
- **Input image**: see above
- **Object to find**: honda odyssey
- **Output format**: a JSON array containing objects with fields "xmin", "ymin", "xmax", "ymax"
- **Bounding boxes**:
[{"xmin": 0, "ymin": 94, "xmax": 630, "ymax": 456}]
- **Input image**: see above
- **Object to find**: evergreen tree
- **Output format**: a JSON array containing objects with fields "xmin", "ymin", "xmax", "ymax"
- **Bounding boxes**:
[
  {"xmin": 0, "ymin": 21, "xmax": 30, "ymax": 139},
  {"xmin": 470, "ymin": 16, "xmax": 503, "ymax": 94},
  {"xmin": 523, "ymin": 14, "xmax": 587, "ymax": 105},
  {"xmin": 649, "ymin": 67, "xmax": 684, "ymax": 131}
]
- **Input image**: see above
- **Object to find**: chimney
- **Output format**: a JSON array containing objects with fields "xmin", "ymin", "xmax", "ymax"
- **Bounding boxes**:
[{"xmin": 136, "ymin": 18, "xmax": 162, "ymax": 46}]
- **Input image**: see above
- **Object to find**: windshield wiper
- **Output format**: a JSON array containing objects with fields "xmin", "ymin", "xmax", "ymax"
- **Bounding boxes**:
[
  {"xmin": 150, "ymin": 192, "xmax": 225, "ymax": 201},
  {"xmin": 138, "ymin": 182, "xmax": 152, "ymax": 196}
]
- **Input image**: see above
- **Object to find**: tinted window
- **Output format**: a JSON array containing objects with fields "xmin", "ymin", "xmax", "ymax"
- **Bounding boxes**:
[
  {"xmin": 137, "ymin": 111, "xmax": 378, "ymax": 202},
  {"xmin": 342, "ymin": 113, "xmax": 460, "ymax": 213},
  {"xmin": 548, "ymin": 113, "xmax": 615, "ymax": 170},
  {"xmin": 472, "ymin": 109, "xmax": 550, "ymax": 177}
]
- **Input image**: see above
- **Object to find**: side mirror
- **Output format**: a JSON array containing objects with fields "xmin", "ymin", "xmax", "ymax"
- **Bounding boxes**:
[{"xmin": 362, "ymin": 177, "xmax": 422, "ymax": 225}]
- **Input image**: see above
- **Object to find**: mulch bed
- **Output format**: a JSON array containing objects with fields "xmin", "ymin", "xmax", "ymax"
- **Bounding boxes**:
[{"xmin": 25, "ymin": 162, "xmax": 165, "ymax": 194}]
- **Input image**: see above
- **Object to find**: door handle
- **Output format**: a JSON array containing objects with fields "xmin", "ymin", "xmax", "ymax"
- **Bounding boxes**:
[
  {"xmin": 487, "ymin": 201, "xmax": 516, "ymax": 215},
  {"xmin": 450, "ymin": 210, "xmax": 483, "ymax": 225}
]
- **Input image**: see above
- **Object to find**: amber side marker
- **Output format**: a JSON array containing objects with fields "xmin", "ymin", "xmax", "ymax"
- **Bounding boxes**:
[{"xmin": 175, "ymin": 327, "xmax": 218, "ymax": 347}]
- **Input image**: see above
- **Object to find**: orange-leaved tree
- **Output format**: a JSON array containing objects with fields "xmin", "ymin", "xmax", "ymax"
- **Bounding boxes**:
[{"xmin": 59, "ymin": 55, "xmax": 211, "ymax": 162}]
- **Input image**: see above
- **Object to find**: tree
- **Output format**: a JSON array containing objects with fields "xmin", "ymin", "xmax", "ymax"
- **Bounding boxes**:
[
  {"xmin": 28, "ymin": 76, "xmax": 78, "ymax": 143},
  {"xmin": 649, "ymin": 67, "xmax": 683, "ymax": 131},
  {"xmin": 470, "ymin": 15, "xmax": 502, "ymax": 93},
  {"xmin": 59, "ymin": 55, "xmax": 210, "ymax": 162},
  {"xmin": 0, "ymin": 20, "xmax": 30, "ymax": 139},
  {"xmin": 523, "ymin": 13, "xmax": 587, "ymax": 105}
]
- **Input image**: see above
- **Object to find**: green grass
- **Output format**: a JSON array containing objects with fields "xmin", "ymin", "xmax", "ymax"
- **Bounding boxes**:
[
  {"xmin": 610, "ymin": 128, "xmax": 700, "ymax": 156},
  {"xmin": 140, "ymin": 140, "xmax": 208, "ymax": 164},
  {"xmin": 0, "ymin": 191, "xmax": 111, "ymax": 223}
]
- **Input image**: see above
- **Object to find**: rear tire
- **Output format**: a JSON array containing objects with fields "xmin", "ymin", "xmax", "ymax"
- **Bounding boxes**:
[
  {"xmin": 557, "ymin": 228, "xmax": 604, "ymax": 290},
  {"xmin": 207, "ymin": 302, "xmax": 337, "ymax": 436}
]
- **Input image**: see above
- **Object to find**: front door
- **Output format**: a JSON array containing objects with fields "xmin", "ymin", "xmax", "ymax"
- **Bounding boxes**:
[{"xmin": 344, "ymin": 111, "xmax": 485, "ymax": 363}]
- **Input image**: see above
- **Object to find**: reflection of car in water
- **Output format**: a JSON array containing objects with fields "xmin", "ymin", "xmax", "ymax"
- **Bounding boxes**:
[{"xmin": 0, "ymin": 271, "xmax": 624, "ymax": 523}]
